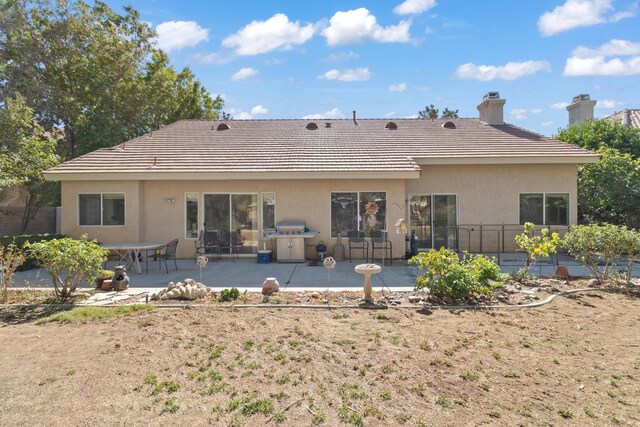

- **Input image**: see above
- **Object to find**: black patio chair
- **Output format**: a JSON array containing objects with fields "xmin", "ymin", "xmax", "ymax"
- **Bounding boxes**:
[
  {"xmin": 370, "ymin": 230, "xmax": 392, "ymax": 266},
  {"xmin": 150, "ymin": 239, "xmax": 179, "ymax": 273},
  {"xmin": 196, "ymin": 230, "xmax": 221, "ymax": 260},
  {"xmin": 348, "ymin": 230, "xmax": 368, "ymax": 262}
]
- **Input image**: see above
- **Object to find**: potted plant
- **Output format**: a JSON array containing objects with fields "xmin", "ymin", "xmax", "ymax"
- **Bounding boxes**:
[{"xmin": 95, "ymin": 269, "xmax": 115, "ymax": 290}]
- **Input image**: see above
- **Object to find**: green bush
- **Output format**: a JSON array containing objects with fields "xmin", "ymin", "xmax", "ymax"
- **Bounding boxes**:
[
  {"xmin": 219, "ymin": 287, "xmax": 240, "ymax": 302},
  {"xmin": 0, "ymin": 233, "xmax": 66, "ymax": 271},
  {"xmin": 562, "ymin": 223, "xmax": 640, "ymax": 283},
  {"xmin": 409, "ymin": 248, "xmax": 502, "ymax": 300},
  {"xmin": 26, "ymin": 235, "xmax": 108, "ymax": 297},
  {"xmin": 515, "ymin": 222, "xmax": 560, "ymax": 275}
]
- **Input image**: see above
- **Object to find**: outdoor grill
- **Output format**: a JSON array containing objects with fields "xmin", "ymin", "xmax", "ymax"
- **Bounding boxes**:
[{"xmin": 265, "ymin": 221, "xmax": 319, "ymax": 262}]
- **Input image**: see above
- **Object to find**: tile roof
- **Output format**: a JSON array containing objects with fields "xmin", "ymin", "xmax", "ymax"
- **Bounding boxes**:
[
  {"xmin": 45, "ymin": 118, "xmax": 597, "ymax": 177},
  {"xmin": 605, "ymin": 109, "xmax": 640, "ymax": 128}
]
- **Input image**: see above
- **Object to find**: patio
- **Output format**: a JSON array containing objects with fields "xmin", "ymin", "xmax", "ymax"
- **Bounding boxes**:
[{"xmin": 12, "ymin": 254, "xmax": 640, "ymax": 292}]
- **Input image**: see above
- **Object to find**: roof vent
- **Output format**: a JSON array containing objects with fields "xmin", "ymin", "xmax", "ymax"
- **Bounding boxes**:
[
  {"xmin": 306, "ymin": 122, "xmax": 318, "ymax": 130},
  {"xmin": 483, "ymin": 91, "xmax": 500, "ymax": 101},
  {"xmin": 216, "ymin": 123, "xmax": 230, "ymax": 131},
  {"xmin": 442, "ymin": 121, "xmax": 456, "ymax": 129},
  {"xmin": 384, "ymin": 121, "xmax": 398, "ymax": 130},
  {"xmin": 325, "ymin": 122, "xmax": 331, "ymax": 128}
]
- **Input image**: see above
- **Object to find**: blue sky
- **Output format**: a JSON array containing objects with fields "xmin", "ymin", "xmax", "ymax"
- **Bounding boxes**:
[{"xmin": 109, "ymin": 0, "xmax": 639, "ymax": 135}]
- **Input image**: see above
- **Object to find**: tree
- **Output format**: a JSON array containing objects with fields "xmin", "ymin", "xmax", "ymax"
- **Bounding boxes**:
[
  {"xmin": 0, "ymin": 96, "xmax": 61, "ymax": 232},
  {"xmin": 556, "ymin": 119, "xmax": 640, "ymax": 158},
  {"xmin": 26, "ymin": 236, "xmax": 108, "ymax": 297},
  {"xmin": 0, "ymin": 0, "xmax": 224, "ymax": 157},
  {"xmin": 556, "ymin": 120, "xmax": 640, "ymax": 228},
  {"xmin": 418, "ymin": 105, "xmax": 459, "ymax": 119},
  {"xmin": 418, "ymin": 104, "xmax": 438, "ymax": 119}
]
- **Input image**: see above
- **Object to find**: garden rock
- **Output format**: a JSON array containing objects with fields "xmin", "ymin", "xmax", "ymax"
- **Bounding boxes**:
[
  {"xmin": 153, "ymin": 279, "xmax": 212, "ymax": 301},
  {"xmin": 111, "ymin": 266, "xmax": 129, "ymax": 292},
  {"xmin": 587, "ymin": 278, "xmax": 600, "ymax": 287},
  {"xmin": 408, "ymin": 296, "xmax": 422, "ymax": 303}
]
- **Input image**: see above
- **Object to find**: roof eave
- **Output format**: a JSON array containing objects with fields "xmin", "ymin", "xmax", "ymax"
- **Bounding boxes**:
[{"xmin": 413, "ymin": 155, "xmax": 600, "ymax": 165}]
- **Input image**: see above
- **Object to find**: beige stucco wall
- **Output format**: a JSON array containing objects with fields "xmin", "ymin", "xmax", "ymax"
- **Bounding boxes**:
[
  {"xmin": 62, "ymin": 179, "xmax": 407, "ymax": 260},
  {"xmin": 406, "ymin": 163, "xmax": 578, "ymax": 251},
  {"xmin": 60, "ymin": 163, "xmax": 578, "ymax": 259}
]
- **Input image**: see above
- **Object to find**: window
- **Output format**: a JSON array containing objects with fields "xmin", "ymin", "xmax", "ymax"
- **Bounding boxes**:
[
  {"xmin": 79, "ymin": 193, "xmax": 125, "ymax": 226},
  {"xmin": 262, "ymin": 192, "xmax": 276, "ymax": 230},
  {"xmin": 331, "ymin": 192, "xmax": 386, "ymax": 237},
  {"xmin": 519, "ymin": 193, "xmax": 569, "ymax": 225},
  {"xmin": 185, "ymin": 193, "xmax": 199, "ymax": 239}
]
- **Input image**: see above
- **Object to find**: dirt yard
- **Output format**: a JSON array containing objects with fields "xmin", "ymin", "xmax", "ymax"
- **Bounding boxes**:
[{"xmin": 0, "ymin": 291, "xmax": 638, "ymax": 426}]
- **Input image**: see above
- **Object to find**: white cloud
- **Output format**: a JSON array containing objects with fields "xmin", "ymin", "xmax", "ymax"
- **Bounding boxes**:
[
  {"xmin": 531, "ymin": 108, "xmax": 542, "ymax": 114},
  {"xmin": 455, "ymin": 60, "xmax": 551, "ymax": 81},
  {"xmin": 538, "ymin": 0, "xmax": 636, "ymax": 37},
  {"xmin": 564, "ymin": 39, "xmax": 640, "ymax": 76},
  {"xmin": 231, "ymin": 67, "xmax": 258, "ymax": 81},
  {"xmin": 551, "ymin": 102, "xmax": 569, "ymax": 109},
  {"xmin": 250, "ymin": 105, "xmax": 268, "ymax": 115},
  {"xmin": 385, "ymin": 111, "xmax": 396, "ymax": 117},
  {"xmin": 318, "ymin": 68, "xmax": 371, "ymax": 82},
  {"xmin": 389, "ymin": 83, "xmax": 407, "ymax": 92},
  {"xmin": 321, "ymin": 8, "xmax": 411, "ymax": 46},
  {"xmin": 393, "ymin": 0, "xmax": 437, "ymax": 15},
  {"xmin": 155, "ymin": 21, "xmax": 209, "ymax": 52},
  {"xmin": 596, "ymin": 99, "xmax": 623, "ymax": 108},
  {"xmin": 302, "ymin": 108, "xmax": 346, "ymax": 119},
  {"xmin": 228, "ymin": 105, "xmax": 268, "ymax": 119},
  {"xmin": 509, "ymin": 109, "xmax": 527, "ymax": 120},
  {"xmin": 265, "ymin": 58, "xmax": 283, "ymax": 65},
  {"xmin": 541, "ymin": 121, "xmax": 555, "ymax": 127},
  {"xmin": 222, "ymin": 14, "xmax": 315, "ymax": 55},
  {"xmin": 322, "ymin": 51, "xmax": 360, "ymax": 62}
]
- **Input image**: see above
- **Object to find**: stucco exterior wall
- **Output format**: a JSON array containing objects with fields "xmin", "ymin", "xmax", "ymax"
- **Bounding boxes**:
[{"xmin": 62, "ymin": 179, "xmax": 407, "ymax": 259}]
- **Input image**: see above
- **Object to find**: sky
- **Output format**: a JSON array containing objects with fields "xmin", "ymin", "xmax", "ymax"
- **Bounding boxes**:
[{"xmin": 107, "ymin": 0, "xmax": 639, "ymax": 136}]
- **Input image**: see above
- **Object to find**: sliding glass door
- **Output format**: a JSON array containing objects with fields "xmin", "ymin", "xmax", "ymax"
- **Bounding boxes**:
[
  {"xmin": 410, "ymin": 194, "xmax": 457, "ymax": 250},
  {"xmin": 204, "ymin": 194, "xmax": 258, "ymax": 255}
]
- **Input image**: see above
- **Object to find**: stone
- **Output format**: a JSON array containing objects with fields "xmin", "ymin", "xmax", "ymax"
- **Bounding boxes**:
[
  {"xmin": 587, "ymin": 278, "xmax": 600, "ymax": 287},
  {"xmin": 111, "ymin": 266, "xmax": 129, "ymax": 292},
  {"xmin": 408, "ymin": 296, "xmax": 422, "ymax": 303},
  {"xmin": 310, "ymin": 291, "xmax": 321, "ymax": 299},
  {"xmin": 391, "ymin": 299, "xmax": 402, "ymax": 305},
  {"xmin": 321, "ymin": 298, "xmax": 329, "ymax": 304},
  {"xmin": 262, "ymin": 277, "xmax": 280, "ymax": 295}
]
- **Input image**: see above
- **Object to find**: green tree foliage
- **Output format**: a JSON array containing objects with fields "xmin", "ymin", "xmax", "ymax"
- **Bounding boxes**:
[
  {"xmin": 26, "ymin": 236, "xmax": 108, "ymax": 297},
  {"xmin": 0, "ymin": 0, "xmax": 224, "ymax": 157},
  {"xmin": 562, "ymin": 223, "xmax": 640, "ymax": 283},
  {"xmin": 418, "ymin": 105, "xmax": 459, "ymax": 119},
  {"xmin": 0, "ymin": 96, "xmax": 61, "ymax": 232},
  {"xmin": 409, "ymin": 248, "xmax": 502, "ymax": 300},
  {"xmin": 556, "ymin": 120, "xmax": 640, "ymax": 227},
  {"xmin": 556, "ymin": 119, "xmax": 640, "ymax": 157},
  {"xmin": 514, "ymin": 222, "xmax": 560, "ymax": 275}
]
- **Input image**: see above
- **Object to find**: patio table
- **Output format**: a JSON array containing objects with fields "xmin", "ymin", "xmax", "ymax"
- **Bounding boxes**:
[{"xmin": 102, "ymin": 242, "xmax": 164, "ymax": 274}]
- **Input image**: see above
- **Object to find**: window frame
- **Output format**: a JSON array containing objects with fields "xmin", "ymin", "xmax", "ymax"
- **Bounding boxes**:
[
  {"xmin": 185, "ymin": 192, "xmax": 199, "ymax": 240},
  {"xmin": 330, "ymin": 191, "xmax": 387, "ymax": 238},
  {"xmin": 77, "ymin": 192, "xmax": 126, "ymax": 227},
  {"xmin": 261, "ymin": 192, "xmax": 276, "ymax": 232},
  {"xmin": 518, "ymin": 192, "xmax": 570, "ymax": 226}
]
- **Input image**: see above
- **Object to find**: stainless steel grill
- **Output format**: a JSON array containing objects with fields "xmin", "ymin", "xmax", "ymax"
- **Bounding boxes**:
[{"xmin": 266, "ymin": 221, "xmax": 319, "ymax": 262}]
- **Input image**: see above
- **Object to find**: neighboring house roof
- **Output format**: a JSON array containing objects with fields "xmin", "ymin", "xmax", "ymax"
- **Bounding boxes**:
[
  {"xmin": 604, "ymin": 109, "xmax": 640, "ymax": 128},
  {"xmin": 44, "ymin": 118, "xmax": 598, "ymax": 181}
]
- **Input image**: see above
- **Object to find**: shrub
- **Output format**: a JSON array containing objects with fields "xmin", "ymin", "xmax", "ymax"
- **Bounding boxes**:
[
  {"xmin": 26, "ymin": 235, "xmax": 108, "ymax": 297},
  {"xmin": 562, "ymin": 223, "xmax": 640, "ymax": 283},
  {"xmin": 0, "ymin": 244, "xmax": 26, "ymax": 302},
  {"xmin": 219, "ymin": 287, "xmax": 240, "ymax": 302},
  {"xmin": 514, "ymin": 222, "xmax": 560, "ymax": 276},
  {"xmin": 409, "ymin": 248, "xmax": 502, "ymax": 300},
  {"xmin": 0, "ymin": 233, "xmax": 65, "ymax": 271}
]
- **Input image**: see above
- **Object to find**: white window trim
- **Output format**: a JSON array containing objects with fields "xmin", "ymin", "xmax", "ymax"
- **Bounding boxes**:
[
  {"xmin": 261, "ymin": 192, "xmax": 276, "ymax": 233},
  {"xmin": 518, "ymin": 192, "xmax": 570, "ymax": 226},
  {"xmin": 329, "ymin": 191, "xmax": 388, "ymax": 238},
  {"xmin": 77, "ymin": 192, "xmax": 126, "ymax": 227},
  {"xmin": 185, "ymin": 192, "xmax": 199, "ymax": 240}
]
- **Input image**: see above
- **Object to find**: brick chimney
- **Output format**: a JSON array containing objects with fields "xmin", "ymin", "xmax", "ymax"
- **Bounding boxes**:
[
  {"xmin": 566, "ymin": 94, "xmax": 596, "ymax": 125},
  {"xmin": 477, "ymin": 92, "xmax": 506, "ymax": 125}
]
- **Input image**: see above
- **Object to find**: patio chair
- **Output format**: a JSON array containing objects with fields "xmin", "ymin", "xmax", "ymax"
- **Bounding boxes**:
[
  {"xmin": 196, "ymin": 230, "xmax": 221, "ymax": 260},
  {"xmin": 370, "ymin": 230, "xmax": 392, "ymax": 266},
  {"xmin": 348, "ymin": 230, "xmax": 369, "ymax": 263},
  {"xmin": 218, "ymin": 231, "xmax": 240, "ymax": 262},
  {"xmin": 150, "ymin": 239, "xmax": 179, "ymax": 273}
]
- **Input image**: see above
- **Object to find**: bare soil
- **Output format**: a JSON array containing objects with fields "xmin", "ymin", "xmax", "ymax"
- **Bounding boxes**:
[{"xmin": 0, "ymin": 291, "xmax": 639, "ymax": 426}]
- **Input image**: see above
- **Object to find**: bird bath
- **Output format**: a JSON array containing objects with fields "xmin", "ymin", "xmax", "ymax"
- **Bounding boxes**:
[{"xmin": 354, "ymin": 263, "xmax": 382, "ymax": 303}]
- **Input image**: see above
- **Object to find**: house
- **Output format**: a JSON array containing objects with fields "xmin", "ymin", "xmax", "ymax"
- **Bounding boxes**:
[
  {"xmin": 43, "ymin": 93, "xmax": 598, "ymax": 260},
  {"xmin": 605, "ymin": 109, "xmax": 640, "ymax": 128}
]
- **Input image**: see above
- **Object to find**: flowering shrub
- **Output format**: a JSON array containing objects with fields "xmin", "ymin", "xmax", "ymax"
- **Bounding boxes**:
[{"xmin": 409, "ymin": 248, "xmax": 502, "ymax": 300}]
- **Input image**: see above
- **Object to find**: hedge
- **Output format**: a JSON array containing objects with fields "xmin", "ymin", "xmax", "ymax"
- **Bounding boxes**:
[{"xmin": 0, "ymin": 233, "xmax": 66, "ymax": 271}]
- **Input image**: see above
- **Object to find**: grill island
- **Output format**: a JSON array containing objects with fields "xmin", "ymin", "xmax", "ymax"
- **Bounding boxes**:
[{"xmin": 265, "ymin": 221, "xmax": 319, "ymax": 263}]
